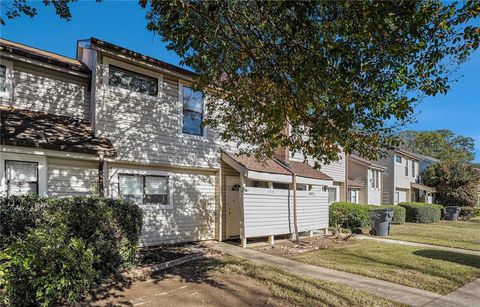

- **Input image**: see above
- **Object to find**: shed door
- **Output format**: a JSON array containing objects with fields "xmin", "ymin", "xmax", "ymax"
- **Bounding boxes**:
[{"xmin": 226, "ymin": 176, "xmax": 241, "ymax": 238}]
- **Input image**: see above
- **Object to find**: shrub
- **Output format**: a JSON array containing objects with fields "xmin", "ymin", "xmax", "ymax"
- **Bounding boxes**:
[
  {"xmin": 379, "ymin": 205, "xmax": 406, "ymax": 224},
  {"xmin": 330, "ymin": 202, "xmax": 406, "ymax": 228},
  {"xmin": 0, "ymin": 195, "xmax": 143, "ymax": 306},
  {"xmin": 474, "ymin": 208, "xmax": 480, "ymax": 218},
  {"xmin": 0, "ymin": 226, "xmax": 95, "ymax": 307},
  {"xmin": 398, "ymin": 202, "xmax": 442, "ymax": 223},
  {"xmin": 329, "ymin": 202, "xmax": 370, "ymax": 229},
  {"xmin": 459, "ymin": 207, "xmax": 475, "ymax": 220}
]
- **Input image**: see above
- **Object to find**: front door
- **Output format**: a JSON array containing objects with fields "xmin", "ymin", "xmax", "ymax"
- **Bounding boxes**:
[{"xmin": 226, "ymin": 176, "xmax": 241, "ymax": 238}]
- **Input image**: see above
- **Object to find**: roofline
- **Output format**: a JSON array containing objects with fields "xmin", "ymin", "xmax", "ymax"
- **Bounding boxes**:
[
  {"xmin": 0, "ymin": 38, "xmax": 90, "ymax": 74},
  {"xmin": 85, "ymin": 37, "xmax": 197, "ymax": 78},
  {"xmin": 349, "ymin": 155, "xmax": 386, "ymax": 171}
]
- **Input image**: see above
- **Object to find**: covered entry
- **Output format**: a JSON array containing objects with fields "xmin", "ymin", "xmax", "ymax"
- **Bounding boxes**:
[{"xmin": 221, "ymin": 151, "xmax": 333, "ymax": 247}]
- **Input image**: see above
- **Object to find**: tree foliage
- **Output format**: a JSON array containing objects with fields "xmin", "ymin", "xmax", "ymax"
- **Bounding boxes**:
[
  {"xmin": 399, "ymin": 129, "xmax": 476, "ymax": 162},
  {"xmin": 422, "ymin": 160, "xmax": 480, "ymax": 207},
  {"xmin": 141, "ymin": 0, "xmax": 479, "ymax": 165}
]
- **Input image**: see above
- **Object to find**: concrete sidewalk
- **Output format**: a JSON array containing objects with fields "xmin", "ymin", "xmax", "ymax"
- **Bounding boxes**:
[
  {"xmin": 205, "ymin": 241, "xmax": 441, "ymax": 306},
  {"xmin": 356, "ymin": 235, "xmax": 480, "ymax": 257},
  {"xmin": 424, "ymin": 278, "xmax": 480, "ymax": 307}
]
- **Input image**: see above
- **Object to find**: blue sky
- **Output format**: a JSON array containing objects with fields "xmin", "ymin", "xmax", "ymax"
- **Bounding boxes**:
[{"xmin": 1, "ymin": 1, "xmax": 479, "ymax": 161}]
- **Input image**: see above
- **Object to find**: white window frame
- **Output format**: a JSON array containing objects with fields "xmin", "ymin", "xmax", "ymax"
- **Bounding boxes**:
[
  {"xmin": 395, "ymin": 155, "xmax": 402, "ymax": 164},
  {"xmin": 110, "ymin": 168, "xmax": 174, "ymax": 209},
  {"xmin": 412, "ymin": 161, "xmax": 416, "ymax": 178},
  {"xmin": 328, "ymin": 187, "xmax": 338, "ymax": 204},
  {"xmin": 395, "ymin": 191, "xmax": 400, "ymax": 204},
  {"xmin": 0, "ymin": 153, "xmax": 47, "ymax": 197},
  {"xmin": 0, "ymin": 59, "xmax": 13, "ymax": 100},
  {"xmin": 178, "ymin": 81, "xmax": 208, "ymax": 139},
  {"xmin": 102, "ymin": 57, "xmax": 163, "ymax": 100},
  {"xmin": 405, "ymin": 159, "xmax": 409, "ymax": 176}
]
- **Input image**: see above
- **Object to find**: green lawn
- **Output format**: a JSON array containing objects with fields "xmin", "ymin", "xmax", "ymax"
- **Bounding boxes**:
[
  {"xmin": 292, "ymin": 240, "xmax": 480, "ymax": 294},
  {"xmin": 216, "ymin": 256, "xmax": 399, "ymax": 306},
  {"xmin": 389, "ymin": 221, "xmax": 480, "ymax": 251}
]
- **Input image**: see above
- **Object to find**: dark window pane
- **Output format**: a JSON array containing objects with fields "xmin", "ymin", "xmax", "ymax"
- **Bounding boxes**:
[
  {"xmin": 0, "ymin": 65, "xmax": 6, "ymax": 92},
  {"xmin": 183, "ymin": 86, "xmax": 204, "ymax": 113},
  {"xmin": 182, "ymin": 110, "xmax": 203, "ymax": 136},
  {"xmin": 108, "ymin": 65, "xmax": 158, "ymax": 96}
]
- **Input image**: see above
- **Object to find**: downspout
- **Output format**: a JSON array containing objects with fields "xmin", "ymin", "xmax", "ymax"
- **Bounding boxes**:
[
  {"xmin": 98, "ymin": 152, "xmax": 105, "ymax": 197},
  {"xmin": 345, "ymin": 153, "xmax": 349, "ymax": 201}
]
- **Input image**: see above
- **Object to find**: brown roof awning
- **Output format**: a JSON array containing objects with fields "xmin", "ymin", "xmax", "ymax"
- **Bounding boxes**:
[
  {"xmin": 222, "ymin": 151, "xmax": 291, "ymax": 175},
  {"xmin": 0, "ymin": 107, "xmax": 116, "ymax": 157},
  {"xmin": 288, "ymin": 161, "xmax": 332, "ymax": 181},
  {"xmin": 348, "ymin": 178, "xmax": 364, "ymax": 188},
  {"xmin": 411, "ymin": 182, "xmax": 437, "ymax": 193}
]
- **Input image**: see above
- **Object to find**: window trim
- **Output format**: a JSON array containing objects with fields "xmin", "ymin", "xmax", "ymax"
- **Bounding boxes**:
[
  {"xmin": 179, "ymin": 81, "xmax": 208, "ymax": 139},
  {"xmin": 5, "ymin": 160, "xmax": 39, "ymax": 196},
  {"xmin": 103, "ymin": 57, "xmax": 163, "ymax": 99},
  {"xmin": 405, "ymin": 159, "xmax": 409, "ymax": 176},
  {"xmin": 0, "ymin": 153, "xmax": 47, "ymax": 197},
  {"xmin": 0, "ymin": 60, "xmax": 13, "ymax": 100},
  {"xmin": 118, "ymin": 173, "xmax": 170, "ymax": 207},
  {"xmin": 395, "ymin": 155, "xmax": 402, "ymax": 164},
  {"xmin": 328, "ymin": 187, "xmax": 337, "ymax": 204},
  {"xmin": 412, "ymin": 161, "xmax": 416, "ymax": 178},
  {"xmin": 112, "ymin": 168, "xmax": 174, "ymax": 209},
  {"xmin": 108, "ymin": 64, "xmax": 159, "ymax": 96}
]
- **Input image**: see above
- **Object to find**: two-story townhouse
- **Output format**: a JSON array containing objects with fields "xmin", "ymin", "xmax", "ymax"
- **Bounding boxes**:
[
  {"xmin": 1, "ymin": 37, "xmax": 334, "ymax": 247},
  {"xmin": 290, "ymin": 150, "xmax": 347, "ymax": 204},
  {"xmin": 376, "ymin": 149, "xmax": 437, "ymax": 204},
  {"xmin": 347, "ymin": 155, "xmax": 386, "ymax": 205}
]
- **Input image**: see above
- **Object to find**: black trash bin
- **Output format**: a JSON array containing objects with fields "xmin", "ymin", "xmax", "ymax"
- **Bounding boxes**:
[
  {"xmin": 444, "ymin": 206, "xmax": 460, "ymax": 221},
  {"xmin": 368, "ymin": 208, "xmax": 394, "ymax": 236}
]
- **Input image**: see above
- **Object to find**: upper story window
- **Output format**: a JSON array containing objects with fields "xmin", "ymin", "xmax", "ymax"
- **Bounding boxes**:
[
  {"xmin": 0, "ymin": 65, "xmax": 6, "ymax": 92},
  {"xmin": 5, "ymin": 160, "xmax": 38, "ymax": 196},
  {"xmin": 119, "ymin": 174, "xmax": 170, "ymax": 207},
  {"xmin": 108, "ymin": 65, "xmax": 158, "ymax": 96},
  {"xmin": 412, "ymin": 161, "xmax": 416, "ymax": 177},
  {"xmin": 182, "ymin": 85, "xmax": 204, "ymax": 136},
  {"xmin": 395, "ymin": 155, "xmax": 402, "ymax": 164},
  {"xmin": 405, "ymin": 159, "xmax": 409, "ymax": 176}
]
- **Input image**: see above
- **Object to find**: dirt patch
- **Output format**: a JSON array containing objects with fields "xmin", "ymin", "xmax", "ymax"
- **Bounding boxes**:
[
  {"xmin": 91, "ymin": 257, "xmax": 285, "ymax": 306},
  {"xmin": 251, "ymin": 235, "xmax": 356, "ymax": 257},
  {"xmin": 137, "ymin": 242, "xmax": 207, "ymax": 267}
]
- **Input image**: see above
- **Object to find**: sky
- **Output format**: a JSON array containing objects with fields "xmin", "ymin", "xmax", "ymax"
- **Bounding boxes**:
[{"xmin": 1, "ymin": 1, "xmax": 479, "ymax": 161}]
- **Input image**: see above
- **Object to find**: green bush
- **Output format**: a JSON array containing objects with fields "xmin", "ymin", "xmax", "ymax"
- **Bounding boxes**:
[
  {"xmin": 474, "ymin": 208, "xmax": 480, "ymax": 218},
  {"xmin": 0, "ymin": 195, "xmax": 143, "ymax": 306},
  {"xmin": 398, "ymin": 202, "xmax": 442, "ymax": 223},
  {"xmin": 378, "ymin": 205, "xmax": 406, "ymax": 224},
  {"xmin": 0, "ymin": 226, "xmax": 95, "ymax": 307},
  {"xmin": 329, "ymin": 202, "xmax": 371, "ymax": 229},
  {"xmin": 330, "ymin": 202, "xmax": 406, "ymax": 229},
  {"xmin": 459, "ymin": 207, "xmax": 475, "ymax": 220}
]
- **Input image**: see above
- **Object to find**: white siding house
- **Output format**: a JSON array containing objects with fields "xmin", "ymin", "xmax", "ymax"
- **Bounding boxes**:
[
  {"xmin": 1, "ymin": 38, "xmax": 333, "ymax": 247},
  {"xmin": 348, "ymin": 155, "xmax": 385, "ymax": 205}
]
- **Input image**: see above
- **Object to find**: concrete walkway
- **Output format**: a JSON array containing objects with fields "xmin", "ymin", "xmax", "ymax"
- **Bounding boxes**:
[
  {"xmin": 205, "ymin": 241, "xmax": 441, "ymax": 306},
  {"xmin": 356, "ymin": 235, "xmax": 480, "ymax": 257},
  {"xmin": 424, "ymin": 278, "xmax": 480, "ymax": 307}
]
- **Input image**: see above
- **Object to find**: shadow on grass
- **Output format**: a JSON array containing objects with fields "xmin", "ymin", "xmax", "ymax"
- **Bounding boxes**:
[{"xmin": 413, "ymin": 250, "xmax": 480, "ymax": 268}]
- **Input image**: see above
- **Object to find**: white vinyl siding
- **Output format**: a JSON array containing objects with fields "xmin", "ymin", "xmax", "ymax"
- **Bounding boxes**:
[
  {"xmin": 47, "ymin": 158, "xmax": 98, "ymax": 197},
  {"xmin": 0, "ymin": 61, "xmax": 91, "ymax": 119},
  {"xmin": 94, "ymin": 55, "xmax": 219, "ymax": 169}
]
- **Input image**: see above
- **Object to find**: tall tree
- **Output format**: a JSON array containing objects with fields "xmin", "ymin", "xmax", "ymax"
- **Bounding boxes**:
[
  {"xmin": 399, "ymin": 129, "xmax": 476, "ymax": 162},
  {"xmin": 141, "ymin": 0, "xmax": 480, "ymax": 165}
]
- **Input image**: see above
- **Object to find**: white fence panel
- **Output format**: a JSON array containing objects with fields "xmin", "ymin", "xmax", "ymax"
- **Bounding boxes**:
[{"xmin": 242, "ymin": 187, "xmax": 329, "ymax": 238}]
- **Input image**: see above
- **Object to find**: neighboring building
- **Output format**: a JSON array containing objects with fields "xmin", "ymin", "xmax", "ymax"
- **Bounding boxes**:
[
  {"xmin": 376, "ymin": 149, "xmax": 437, "ymax": 204},
  {"xmin": 0, "ymin": 38, "xmax": 334, "ymax": 247},
  {"xmin": 347, "ymin": 155, "xmax": 386, "ymax": 205},
  {"xmin": 290, "ymin": 150, "xmax": 347, "ymax": 204}
]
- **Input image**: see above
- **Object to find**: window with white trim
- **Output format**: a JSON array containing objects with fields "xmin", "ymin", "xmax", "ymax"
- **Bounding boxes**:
[
  {"xmin": 5, "ymin": 160, "xmax": 38, "ymax": 196},
  {"xmin": 328, "ymin": 187, "xmax": 337, "ymax": 204},
  {"xmin": 395, "ymin": 191, "xmax": 400, "ymax": 204},
  {"xmin": 0, "ymin": 65, "xmax": 6, "ymax": 93},
  {"xmin": 412, "ymin": 161, "xmax": 416, "ymax": 177},
  {"xmin": 395, "ymin": 155, "xmax": 402, "ymax": 163},
  {"xmin": 405, "ymin": 159, "xmax": 409, "ymax": 176},
  {"xmin": 108, "ymin": 65, "xmax": 158, "ymax": 96},
  {"xmin": 119, "ymin": 174, "xmax": 169, "ymax": 206},
  {"xmin": 182, "ymin": 85, "xmax": 204, "ymax": 136}
]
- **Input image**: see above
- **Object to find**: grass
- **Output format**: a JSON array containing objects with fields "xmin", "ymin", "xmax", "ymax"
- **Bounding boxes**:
[
  {"xmin": 211, "ymin": 256, "xmax": 399, "ymax": 306},
  {"xmin": 389, "ymin": 221, "xmax": 480, "ymax": 251},
  {"xmin": 292, "ymin": 240, "xmax": 480, "ymax": 294}
]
